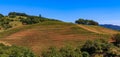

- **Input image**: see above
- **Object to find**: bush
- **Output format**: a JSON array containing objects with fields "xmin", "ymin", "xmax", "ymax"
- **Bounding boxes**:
[
  {"xmin": 0, "ymin": 43, "xmax": 36, "ymax": 57},
  {"xmin": 20, "ymin": 18, "xmax": 40, "ymax": 25},
  {"xmin": 81, "ymin": 40, "xmax": 96, "ymax": 54},
  {"xmin": 42, "ymin": 47, "xmax": 62, "ymax": 57},
  {"xmin": 41, "ymin": 39, "xmax": 120, "ymax": 57},
  {"xmin": 9, "ymin": 15, "xmax": 16, "ymax": 18},
  {"xmin": 112, "ymin": 33, "xmax": 120, "ymax": 47},
  {"xmin": 82, "ymin": 52, "xmax": 90, "ymax": 57},
  {"xmin": 42, "ymin": 46, "xmax": 83, "ymax": 57},
  {"xmin": 2, "ymin": 24, "xmax": 12, "ymax": 29},
  {"xmin": 0, "ymin": 18, "xmax": 12, "ymax": 29}
]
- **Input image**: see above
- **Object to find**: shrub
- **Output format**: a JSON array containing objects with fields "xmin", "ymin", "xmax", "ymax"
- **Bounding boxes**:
[
  {"xmin": 42, "ymin": 46, "xmax": 83, "ymax": 57},
  {"xmin": 0, "ymin": 18, "xmax": 12, "ymax": 29},
  {"xmin": 0, "ymin": 43, "xmax": 36, "ymax": 57},
  {"xmin": 42, "ymin": 47, "xmax": 62, "ymax": 57},
  {"xmin": 112, "ymin": 33, "xmax": 120, "ymax": 47},
  {"xmin": 9, "ymin": 15, "xmax": 16, "ymax": 18},
  {"xmin": 41, "ymin": 39, "xmax": 120, "ymax": 57},
  {"xmin": 82, "ymin": 52, "xmax": 90, "ymax": 57},
  {"xmin": 81, "ymin": 40, "xmax": 96, "ymax": 54}
]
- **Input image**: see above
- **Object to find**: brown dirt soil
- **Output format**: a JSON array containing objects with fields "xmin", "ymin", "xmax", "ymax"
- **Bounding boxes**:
[
  {"xmin": 0, "ymin": 24, "xmax": 118, "ymax": 55},
  {"xmin": 4, "ymin": 29, "xmax": 38, "ymax": 40}
]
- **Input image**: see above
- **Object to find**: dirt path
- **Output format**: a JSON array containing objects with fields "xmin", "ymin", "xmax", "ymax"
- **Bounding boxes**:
[
  {"xmin": 77, "ymin": 24, "xmax": 102, "ymax": 34},
  {"xmin": 77, "ymin": 24, "xmax": 118, "ymax": 34}
]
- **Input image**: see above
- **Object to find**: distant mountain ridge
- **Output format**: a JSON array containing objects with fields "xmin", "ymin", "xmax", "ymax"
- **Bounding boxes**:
[{"xmin": 100, "ymin": 24, "xmax": 120, "ymax": 30}]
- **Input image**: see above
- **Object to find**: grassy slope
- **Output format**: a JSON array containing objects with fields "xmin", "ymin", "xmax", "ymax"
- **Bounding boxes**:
[
  {"xmin": 77, "ymin": 24, "xmax": 118, "ymax": 34},
  {"xmin": 0, "ymin": 21, "xmax": 119, "ymax": 55}
]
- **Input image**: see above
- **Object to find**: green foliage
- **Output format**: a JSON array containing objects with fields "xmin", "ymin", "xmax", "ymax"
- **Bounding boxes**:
[
  {"xmin": 82, "ymin": 52, "xmax": 90, "ymax": 57},
  {"xmin": 81, "ymin": 39, "xmax": 120, "ymax": 57},
  {"xmin": 112, "ymin": 33, "xmax": 120, "ymax": 47},
  {"xmin": 20, "ymin": 16, "xmax": 41, "ymax": 24},
  {"xmin": 106, "ymin": 46, "xmax": 120, "ymax": 57},
  {"xmin": 9, "ymin": 21, "xmax": 22, "ymax": 27},
  {"xmin": 8, "ymin": 12, "xmax": 28, "ymax": 16},
  {"xmin": 60, "ymin": 46, "xmax": 82, "ymax": 57},
  {"xmin": 0, "ymin": 14, "xmax": 4, "ymax": 18},
  {"xmin": 2, "ymin": 24, "xmax": 12, "ymax": 29},
  {"xmin": 75, "ymin": 19, "xmax": 86, "ymax": 24},
  {"xmin": 0, "ymin": 43, "xmax": 36, "ymax": 57},
  {"xmin": 39, "ymin": 21, "xmax": 70, "ymax": 25},
  {"xmin": 42, "ymin": 46, "xmax": 83, "ymax": 57},
  {"xmin": 41, "ymin": 39, "xmax": 120, "ymax": 57},
  {"xmin": 9, "ymin": 15, "xmax": 16, "ymax": 18},
  {"xmin": 0, "ymin": 18, "xmax": 12, "ymax": 29},
  {"xmin": 0, "ymin": 12, "xmax": 62, "ymax": 30},
  {"xmin": 75, "ymin": 19, "xmax": 99, "ymax": 25},
  {"xmin": 42, "ymin": 47, "xmax": 62, "ymax": 57},
  {"xmin": 20, "ymin": 15, "xmax": 62, "ymax": 25},
  {"xmin": 81, "ymin": 40, "xmax": 96, "ymax": 54}
]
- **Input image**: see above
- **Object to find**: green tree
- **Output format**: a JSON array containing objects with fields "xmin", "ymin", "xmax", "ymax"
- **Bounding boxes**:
[
  {"xmin": 75, "ymin": 19, "xmax": 99, "ymax": 25},
  {"xmin": 8, "ymin": 12, "xmax": 28, "ymax": 16},
  {"xmin": 75, "ymin": 19, "xmax": 86, "ymax": 24},
  {"xmin": 0, "ymin": 14, "xmax": 4, "ymax": 18},
  {"xmin": 86, "ymin": 20, "xmax": 99, "ymax": 25}
]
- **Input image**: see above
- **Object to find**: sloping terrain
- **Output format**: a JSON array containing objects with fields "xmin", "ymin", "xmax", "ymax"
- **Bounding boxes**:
[
  {"xmin": 0, "ymin": 21, "xmax": 119, "ymax": 54},
  {"xmin": 77, "ymin": 24, "xmax": 118, "ymax": 34},
  {"xmin": 100, "ymin": 24, "xmax": 120, "ymax": 30}
]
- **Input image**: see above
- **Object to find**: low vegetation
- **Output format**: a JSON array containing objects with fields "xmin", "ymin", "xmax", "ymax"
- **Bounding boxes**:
[
  {"xmin": 112, "ymin": 33, "xmax": 120, "ymax": 47},
  {"xmin": 0, "ymin": 43, "xmax": 36, "ymax": 57},
  {"xmin": 42, "ymin": 38, "xmax": 120, "ymax": 57},
  {"xmin": 0, "ymin": 12, "xmax": 61, "ymax": 30}
]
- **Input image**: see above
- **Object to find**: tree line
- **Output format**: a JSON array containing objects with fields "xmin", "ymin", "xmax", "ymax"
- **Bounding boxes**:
[
  {"xmin": 0, "ymin": 12, "xmax": 99, "ymax": 30},
  {"xmin": 75, "ymin": 18, "xmax": 99, "ymax": 25},
  {"xmin": 0, "ymin": 12, "xmax": 61, "ymax": 29}
]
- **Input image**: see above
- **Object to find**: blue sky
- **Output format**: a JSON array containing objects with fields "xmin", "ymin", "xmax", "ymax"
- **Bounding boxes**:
[{"xmin": 0, "ymin": 0, "xmax": 120, "ymax": 25}]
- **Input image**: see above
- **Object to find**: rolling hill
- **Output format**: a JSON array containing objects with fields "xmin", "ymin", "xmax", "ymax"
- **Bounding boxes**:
[
  {"xmin": 0, "ymin": 21, "xmax": 119, "ymax": 55},
  {"xmin": 0, "ymin": 12, "xmax": 119, "ymax": 55},
  {"xmin": 100, "ymin": 24, "xmax": 120, "ymax": 31}
]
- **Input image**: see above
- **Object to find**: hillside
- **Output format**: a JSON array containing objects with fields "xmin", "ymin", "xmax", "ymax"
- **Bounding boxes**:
[
  {"xmin": 100, "ymin": 24, "xmax": 120, "ymax": 31},
  {"xmin": 77, "ymin": 24, "xmax": 118, "ymax": 34},
  {"xmin": 0, "ymin": 12, "xmax": 119, "ymax": 55},
  {"xmin": 0, "ymin": 21, "xmax": 119, "ymax": 55}
]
